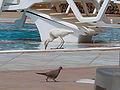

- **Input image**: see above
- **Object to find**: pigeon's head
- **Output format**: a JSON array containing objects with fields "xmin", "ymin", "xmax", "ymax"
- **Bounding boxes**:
[{"xmin": 59, "ymin": 66, "xmax": 63, "ymax": 70}]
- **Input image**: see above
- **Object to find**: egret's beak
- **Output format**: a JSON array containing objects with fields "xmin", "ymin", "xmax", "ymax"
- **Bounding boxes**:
[{"xmin": 44, "ymin": 40, "xmax": 49, "ymax": 49}]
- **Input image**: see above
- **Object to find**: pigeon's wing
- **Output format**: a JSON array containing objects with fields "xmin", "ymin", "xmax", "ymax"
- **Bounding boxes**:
[{"xmin": 46, "ymin": 69, "xmax": 60, "ymax": 78}]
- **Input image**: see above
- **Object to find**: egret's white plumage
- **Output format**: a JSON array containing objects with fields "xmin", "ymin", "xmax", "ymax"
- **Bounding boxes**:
[{"xmin": 44, "ymin": 28, "xmax": 74, "ymax": 49}]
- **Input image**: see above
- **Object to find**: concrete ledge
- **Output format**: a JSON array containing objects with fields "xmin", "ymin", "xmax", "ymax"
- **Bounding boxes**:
[{"xmin": 0, "ymin": 47, "xmax": 120, "ymax": 54}]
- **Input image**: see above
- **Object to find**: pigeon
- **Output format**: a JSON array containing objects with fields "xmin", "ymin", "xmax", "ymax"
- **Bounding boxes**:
[{"xmin": 36, "ymin": 66, "xmax": 63, "ymax": 82}]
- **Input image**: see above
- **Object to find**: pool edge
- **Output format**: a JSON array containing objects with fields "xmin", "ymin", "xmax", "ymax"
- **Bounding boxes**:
[{"xmin": 0, "ymin": 47, "xmax": 120, "ymax": 54}]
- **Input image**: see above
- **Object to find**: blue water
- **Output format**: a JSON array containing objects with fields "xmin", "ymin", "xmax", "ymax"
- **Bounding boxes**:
[
  {"xmin": 93, "ymin": 27, "xmax": 120, "ymax": 41},
  {"xmin": 0, "ymin": 23, "xmax": 40, "ymax": 41},
  {"xmin": 0, "ymin": 23, "xmax": 120, "ymax": 50},
  {"xmin": 0, "ymin": 23, "xmax": 42, "ymax": 50}
]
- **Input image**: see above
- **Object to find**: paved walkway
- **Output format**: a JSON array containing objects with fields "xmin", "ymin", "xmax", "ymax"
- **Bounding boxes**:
[{"xmin": 0, "ymin": 66, "xmax": 118, "ymax": 90}]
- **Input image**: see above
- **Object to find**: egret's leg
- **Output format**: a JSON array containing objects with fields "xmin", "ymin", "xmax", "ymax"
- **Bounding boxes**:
[
  {"xmin": 56, "ymin": 37, "xmax": 64, "ymax": 49},
  {"xmin": 56, "ymin": 41, "xmax": 62, "ymax": 49},
  {"xmin": 59, "ymin": 37, "xmax": 65, "ymax": 49}
]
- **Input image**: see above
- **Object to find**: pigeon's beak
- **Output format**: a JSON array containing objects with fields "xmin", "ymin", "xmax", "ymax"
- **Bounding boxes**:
[{"xmin": 44, "ymin": 40, "xmax": 49, "ymax": 49}]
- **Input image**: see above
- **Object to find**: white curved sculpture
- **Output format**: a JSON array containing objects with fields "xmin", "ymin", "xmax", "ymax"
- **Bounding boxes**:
[{"xmin": 26, "ymin": 9, "xmax": 87, "ymax": 42}]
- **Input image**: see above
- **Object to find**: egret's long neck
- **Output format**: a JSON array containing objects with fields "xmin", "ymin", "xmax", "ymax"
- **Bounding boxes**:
[{"xmin": 44, "ymin": 38, "xmax": 53, "ymax": 49}]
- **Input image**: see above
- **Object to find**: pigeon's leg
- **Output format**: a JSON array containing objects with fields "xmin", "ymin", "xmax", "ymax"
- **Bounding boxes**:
[
  {"xmin": 53, "ymin": 79, "xmax": 57, "ymax": 82},
  {"xmin": 46, "ymin": 77, "xmax": 49, "ymax": 82}
]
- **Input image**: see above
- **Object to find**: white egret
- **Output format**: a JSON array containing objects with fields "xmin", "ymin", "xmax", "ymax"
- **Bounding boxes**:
[{"xmin": 44, "ymin": 28, "xmax": 74, "ymax": 49}]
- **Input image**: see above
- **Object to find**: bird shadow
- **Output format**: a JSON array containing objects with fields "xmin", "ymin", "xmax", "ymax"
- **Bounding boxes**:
[
  {"xmin": 50, "ymin": 48, "xmax": 64, "ymax": 49},
  {"xmin": 39, "ymin": 80, "xmax": 76, "ymax": 83}
]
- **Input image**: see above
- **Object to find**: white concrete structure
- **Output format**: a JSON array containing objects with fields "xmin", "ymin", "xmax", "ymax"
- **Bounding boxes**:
[{"xmin": 95, "ymin": 68, "xmax": 120, "ymax": 90}]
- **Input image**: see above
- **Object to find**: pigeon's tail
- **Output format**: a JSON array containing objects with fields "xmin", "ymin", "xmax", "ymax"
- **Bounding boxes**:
[{"xmin": 36, "ymin": 73, "xmax": 46, "ymax": 75}]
